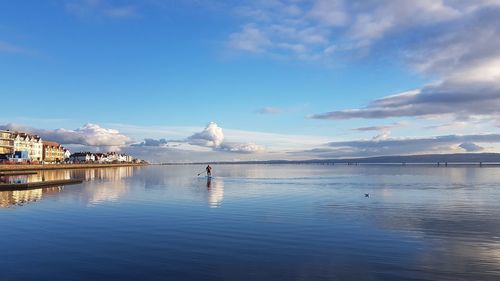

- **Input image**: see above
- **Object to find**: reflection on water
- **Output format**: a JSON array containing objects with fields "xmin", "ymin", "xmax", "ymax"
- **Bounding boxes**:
[
  {"xmin": 0, "ymin": 170, "xmax": 73, "ymax": 184},
  {"xmin": 78, "ymin": 167, "xmax": 135, "ymax": 181},
  {"xmin": 0, "ymin": 167, "xmax": 138, "ymax": 208},
  {"xmin": 1, "ymin": 165, "xmax": 500, "ymax": 281},
  {"xmin": 82, "ymin": 170, "xmax": 134, "ymax": 206},
  {"xmin": 0, "ymin": 186, "xmax": 63, "ymax": 208},
  {"xmin": 206, "ymin": 177, "xmax": 224, "ymax": 208}
]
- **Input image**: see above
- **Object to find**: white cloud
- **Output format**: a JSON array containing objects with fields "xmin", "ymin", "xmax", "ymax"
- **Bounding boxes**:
[
  {"xmin": 228, "ymin": 1, "xmax": 500, "ymax": 125},
  {"xmin": 228, "ymin": 24, "xmax": 271, "ymax": 53},
  {"xmin": 308, "ymin": 0, "xmax": 347, "ymax": 27},
  {"xmin": 346, "ymin": 0, "xmax": 461, "ymax": 45},
  {"xmin": 311, "ymin": 80, "xmax": 500, "ymax": 120},
  {"xmin": 128, "ymin": 122, "xmax": 269, "ymax": 158},
  {"xmin": 187, "ymin": 122, "xmax": 225, "ymax": 147},
  {"xmin": 183, "ymin": 122, "xmax": 268, "ymax": 154},
  {"xmin": 73, "ymin": 123, "xmax": 130, "ymax": 147},
  {"xmin": 131, "ymin": 138, "xmax": 168, "ymax": 147},
  {"xmin": 227, "ymin": 1, "xmax": 339, "ymax": 60},
  {"xmin": 226, "ymin": 0, "xmax": 495, "ymax": 61},
  {"xmin": 218, "ymin": 142, "xmax": 265, "ymax": 154},
  {"xmin": 0, "ymin": 123, "xmax": 130, "ymax": 150},
  {"xmin": 108, "ymin": 122, "xmax": 331, "ymax": 152},
  {"xmin": 372, "ymin": 130, "xmax": 391, "ymax": 141}
]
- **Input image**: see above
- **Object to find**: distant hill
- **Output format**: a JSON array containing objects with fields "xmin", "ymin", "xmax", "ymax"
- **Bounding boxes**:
[
  {"xmin": 162, "ymin": 153, "xmax": 500, "ymax": 165},
  {"xmin": 301, "ymin": 153, "xmax": 500, "ymax": 164}
]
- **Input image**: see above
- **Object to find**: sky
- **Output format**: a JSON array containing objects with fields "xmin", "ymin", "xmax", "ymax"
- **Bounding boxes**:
[{"xmin": 1, "ymin": 0, "xmax": 500, "ymax": 162}]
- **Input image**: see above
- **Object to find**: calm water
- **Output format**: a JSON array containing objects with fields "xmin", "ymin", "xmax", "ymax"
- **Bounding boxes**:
[{"xmin": 1, "ymin": 165, "xmax": 500, "ymax": 281}]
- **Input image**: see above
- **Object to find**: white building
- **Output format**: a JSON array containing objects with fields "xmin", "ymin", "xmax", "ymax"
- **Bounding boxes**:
[
  {"xmin": 64, "ymin": 149, "xmax": 71, "ymax": 160},
  {"xmin": 69, "ymin": 152, "xmax": 135, "ymax": 163},
  {"xmin": 100, "ymin": 152, "xmax": 127, "ymax": 163},
  {"xmin": 13, "ymin": 133, "xmax": 43, "ymax": 161},
  {"xmin": 70, "ymin": 152, "xmax": 95, "ymax": 163},
  {"xmin": 124, "ymin": 155, "xmax": 134, "ymax": 162},
  {"xmin": 117, "ymin": 154, "xmax": 127, "ymax": 162},
  {"xmin": 105, "ymin": 152, "xmax": 120, "ymax": 162}
]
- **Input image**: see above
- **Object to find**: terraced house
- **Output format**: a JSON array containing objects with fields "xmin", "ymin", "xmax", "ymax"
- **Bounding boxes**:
[
  {"xmin": 13, "ymin": 133, "xmax": 43, "ymax": 162},
  {"xmin": 0, "ymin": 130, "xmax": 14, "ymax": 158},
  {"xmin": 43, "ymin": 141, "xmax": 65, "ymax": 163}
]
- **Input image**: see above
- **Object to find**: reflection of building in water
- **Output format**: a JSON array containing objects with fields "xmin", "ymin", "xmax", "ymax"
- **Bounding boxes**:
[
  {"xmin": 0, "ymin": 167, "xmax": 138, "ymax": 208},
  {"xmin": 207, "ymin": 178, "xmax": 224, "ymax": 208},
  {"xmin": 76, "ymin": 168, "xmax": 135, "ymax": 205},
  {"xmin": 1, "ymin": 170, "xmax": 73, "ymax": 184},
  {"xmin": 37, "ymin": 170, "xmax": 72, "ymax": 181},
  {"xmin": 85, "ymin": 181, "xmax": 129, "ymax": 205},
  {"xmin": 1, "ymin": 175, "xmax": 29, "ymax": 184},
  {"xmin": 0, "ymin": 186, "xmax": 63, "ymax": 208},
  {"xmin": 78, "ymin": 167, "xmax": 135, "ymax": 182}
]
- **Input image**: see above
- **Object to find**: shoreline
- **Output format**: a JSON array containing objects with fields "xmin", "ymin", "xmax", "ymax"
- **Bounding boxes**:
[{"xmin": 0, "ymin": 163, "xmax": 148, "ymax": 172}]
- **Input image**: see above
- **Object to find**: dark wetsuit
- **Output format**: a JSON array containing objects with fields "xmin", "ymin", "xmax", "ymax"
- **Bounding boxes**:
[{"xmin": 206, "ymin": 165, "xmax": 212, "ymax": 176}]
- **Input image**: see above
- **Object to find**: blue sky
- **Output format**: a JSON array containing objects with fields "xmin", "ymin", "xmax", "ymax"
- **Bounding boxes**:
[{"xmin": 1, "ymin": 0, "xmax": 500, "ymax": 162}]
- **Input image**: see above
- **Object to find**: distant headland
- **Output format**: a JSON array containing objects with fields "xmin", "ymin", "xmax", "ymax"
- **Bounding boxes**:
[{"xmin": 160, "ymin": 153, "xmax": 500, "ymax": 166}]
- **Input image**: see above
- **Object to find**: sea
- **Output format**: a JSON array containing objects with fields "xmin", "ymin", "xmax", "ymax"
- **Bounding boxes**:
[{"xmin": 1, "ymin": 164, "xmax": 499, "ymax": 281}]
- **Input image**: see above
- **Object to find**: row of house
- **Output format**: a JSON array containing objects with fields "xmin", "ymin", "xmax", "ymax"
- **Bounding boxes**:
[
  {"xmin": 0, "ymin": 129, "xmax": 138, "ymax": 164},
  {"xmin": 0, "ymin": 130, "xmax": 69, "ymax": 163},
  {"xmin": 69, "ymin": 152, "xmax": 137, "ymax": 163}
]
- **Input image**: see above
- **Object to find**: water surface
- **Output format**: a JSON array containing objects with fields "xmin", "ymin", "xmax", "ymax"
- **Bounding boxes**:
[{"xmin": 1, "ymin": 165, "xmax": 500, "ymax": 280}]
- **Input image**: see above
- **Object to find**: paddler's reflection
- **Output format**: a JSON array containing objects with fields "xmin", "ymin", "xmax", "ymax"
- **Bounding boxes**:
[
  {"xmin": 206, "ymin": 177, "xmax": 212, "ymax": 189},
  {"xmin": 205, "ymin": 177, "xmax": 224, "ymax": 208}
]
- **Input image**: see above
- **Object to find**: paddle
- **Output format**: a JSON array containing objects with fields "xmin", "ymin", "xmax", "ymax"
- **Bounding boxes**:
[{"xmin": 197, "ymin": 172, "xmax": 205, "ymax": 176}]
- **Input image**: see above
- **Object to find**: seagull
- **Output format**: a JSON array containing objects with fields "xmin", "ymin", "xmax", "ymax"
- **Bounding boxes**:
[{"xmin": 364, "ymin": 193, "xmax": 370, "ymax": 198}]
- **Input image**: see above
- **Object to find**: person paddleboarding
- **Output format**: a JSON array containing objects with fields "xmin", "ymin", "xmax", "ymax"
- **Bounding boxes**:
[{"xmin": 206, "ymin": 165, "xmax": 212, "ymax": 177}]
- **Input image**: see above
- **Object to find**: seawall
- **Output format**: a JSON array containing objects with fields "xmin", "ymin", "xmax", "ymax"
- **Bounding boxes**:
[{"xmin": 0, "ymin": 163, "xmax": 147, "ymax": 172}]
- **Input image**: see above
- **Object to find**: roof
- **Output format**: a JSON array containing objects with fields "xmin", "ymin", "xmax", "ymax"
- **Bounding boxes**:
[
  {"xmin": 43, "ymin": 141, "xmax": 61, "ymax": 147},
  {"xmin": 13, "ymin": 132, "xmax": 42, "ymax": 141},
  {"xmin": 70, "ymin": 152, "xmax": 94, "ymax": 157}
]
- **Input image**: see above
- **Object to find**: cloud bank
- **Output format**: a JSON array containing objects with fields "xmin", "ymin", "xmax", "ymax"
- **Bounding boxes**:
[
  {"xmin": 131, "ymin": 138, "xmax": 169, "ymax": 147},
  {"xmin": 293, "ymin": 133, "xmax": 500, "ymax": 158},
  {"xmin": 311, "ymin": 80, "xmax": 500, "ymax": 121},
  {"xmin": 218, "ymin": 142, "xmax": 265, "ymax": 154}
]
